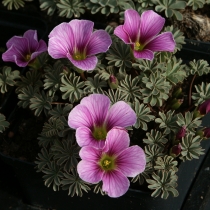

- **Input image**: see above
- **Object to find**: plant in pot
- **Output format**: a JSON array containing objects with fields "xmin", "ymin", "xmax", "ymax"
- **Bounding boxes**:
[{"xmin": 1, "ymin": 0, "xmax": 210, "ymax": 209}]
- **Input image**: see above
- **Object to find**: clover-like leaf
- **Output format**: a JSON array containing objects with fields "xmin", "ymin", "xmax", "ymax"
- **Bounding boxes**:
[
  {"xmin": 105, "ymin": 89, "xmax": 125, "ymax": 105},
  {"xmin": 39, "ymin": 0, "xmax": 58, "ymax": 16},
  {"xmin": 29, "ymin": 91, "xmax": 53, "ymax": 116},
  {"xmin": 49, "ymin": 104, "xmax": 72, "ymax": 120},
  {"xmin": 141, "ymin": 71, "xmax": 171, "ymax": 106},
  {"xmin": 155, "ymin": 0, "xmax": 186, "ymax": 20},
  {"xmin": 155, "ymin": 110, "xmax": 179, "ymax": 134},
  {"xmin": 147, "ymin": 170, "xmax": 179, "ymax": 199},
  {"xmin": 2, "ymin": 0, "xmax": 26, "ymax": 10},
  {"xmin": 145, "ymin": 145, "xmax": 165, "ymax": 163},
  {"xmin": 0, "ymin": 66, "xmax": 20, "ymax": 93},
  {"xmin": 42, "ymin": 161, "xmax": 63, "ymax": 191},
  {"xmin": 133, "ymin": 101, "xmax": 155, "ymax": 130},
  {"xmin": 154, "ymin": 156, "xmax": 178, "ymax": 172},
  {"xmin": 143, "ymin": 130, "xmax": 168, "ymax": 149},
  {"xmin": 180, "ymin": 134, "xmax": 205, "ymax": 161},
  {"xmin": 187, "ymin": 0, "xmax": 205, "ymax": 10},
  {"xmin": 119, "ymin": 75, "xmax": 142, "ymax": 102},
  {"xmin": 192, "ymin": 82, "xmax": 210, "ymax": 106},
  {"xmin": 186, "ymin": 59, "xmax": 210, "ymax": 76},
  {"xmin": 60, "ymin": 72, "xmax": 85, "ymax": 103},
  {"xmin": 0, "ymin": 113, "xmax": 10, "ymax": 133},
  {"xmin": 84, "ymin": 74, "xmax": 107, "ymax": 94},
  {"xmin": 106, "ymin": 40, "xmax": 132, "ymax": 74},
  {"xmin": 35, "ymin": 147, "xmax": 54, "ymax": 172},
  {"xmin": 15, "ymin": 69, "xmax": 42, "ymax": 93},
  {"xmin": 57, "ymin": 0, "xmax": 85, "ymax": 18},
  {"xmin": 93, "ymin": 181, "xmax": 106, "ymax": 195},
  {"xmin": 61, "ymin": 169, "xmax": 91, "ymax": 197},
  {"xmin": 51, "ymin": 139, "xmax": 80, "ymax": 172},
  {"xmin": 38, "ymin": 132, "xmax": 58, "ymax": 147}
]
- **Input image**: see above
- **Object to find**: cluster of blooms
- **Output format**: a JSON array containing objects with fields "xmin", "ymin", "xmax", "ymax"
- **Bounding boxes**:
[{"xmin": 2, "ymin": 9, "xmax": 178, "ymax": 197}]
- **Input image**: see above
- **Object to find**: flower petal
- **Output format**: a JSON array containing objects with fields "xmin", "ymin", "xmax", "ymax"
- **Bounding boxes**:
[
  {"xmin": 103, "ymin": 128, "xmax": 129, "ymax": 156},
  {"xmin": 67, "ymin": 54, "xmax": 98, "ymax": 71},
  {"xmin": 30, "ymin": 40, "xmax": 47, "ymax": 60},
  {"xmin": 2, "ymin": 45, "xmax": 28, "ymax": 67},
  {"xmin": 133, "ymin": 49, "xmax": 154, "ymax": 60},
  {"xmin": 102, "ymin": 170, "xmax": 130, "ymax": 197},
  {"xmin": 79, "ymin": 146, "xmax": 102, "ymax": 162},
  {"xmin": 69, "ymin": 19, "xmax": 93, "ymax": 53},
  {"xmin": 68, "ymin": 104, "xmax": 93, "ymax": 129},
  {"xmin": 123, "ymin": 9, "xmax": 141, "ymax": 42},
  {"xmin": 48, "ymin": 22, "xmax": 75, "ymax": 57},
  {"xmin": 23, "ymin": 30, "xmax": 39, "ymax": 52},
  {"xmin": 80, "ymin": 94, "xmax": 110, "ymax": 126},
  {"xmin": 114, "ymin": 25, "xmax": 130, "ymax": 44},
  {"xmin": 86, "ymin": 30, "xmax": 112, "ymax": 56},
  {"xmin": 77, "ymin": 160, "xmax": 103, "ymax": 183},
  {"xmin": 145, "ymin": 32, "xmax": 176, "ymax": 52},
  {"xmin": 76, "ymin": 127, "xmax": 105, "ymax": 148},
  {"xmin": 116, "ymin": 146, "xmax": 146, "ymax": 177},
  {"xmin": 140, "ymin": 10, "xmax": 165, "ymax": 44},
  {"xmin": 106, "ymin": 101, "xmax": 136, "ymax": 130}
]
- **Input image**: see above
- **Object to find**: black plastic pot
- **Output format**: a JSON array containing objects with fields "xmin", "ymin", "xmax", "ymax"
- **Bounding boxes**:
[{"xmin": 176, "ymin": 39, "xmax": 210, "ymax": 64}]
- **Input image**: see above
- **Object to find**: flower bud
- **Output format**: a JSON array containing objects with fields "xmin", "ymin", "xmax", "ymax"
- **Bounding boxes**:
[
  {"xmin": 170, "ymin": 98, "xmax": 183, "ymax": 110},
  {"xmin": 108, "ymin": 75, "xmax": 118, "ymax": 89},
  {"xmin": 172, "ymin": 87, "xmax": 182, "ymax": 98},
  {"xmin": 204, "ymin": 127, "xmax": 210, "ymax": 139},
  {"xmin": 176, "ymin": 126, "xmax": 186, "ymax": 140},
  {"xmin": 198, "ymin": 99, "xmax": 210, "ymax": 115},
  {"xmin": 170, "ymin": 143, "xmax": 181, "ymax": 157}
]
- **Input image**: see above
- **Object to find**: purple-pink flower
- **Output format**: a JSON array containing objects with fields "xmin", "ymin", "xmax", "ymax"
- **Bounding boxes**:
[
  {"xmin": 77, "ymin": 128, "xmax": 146, "ymax": 197},
  {"xmin": 2, "ymin": 30, "xmax": 47, "ymax": 67},
  {"xmin": 48, "ymin": 20, "xmax": 112, "ymax": 71},
  {"xmin": 68, "ymin": 94, "xmax": 136, "ymax": 148},
  {"xmin": 114, "ymin": 9, "xmax": 175, "ymax": 60}
]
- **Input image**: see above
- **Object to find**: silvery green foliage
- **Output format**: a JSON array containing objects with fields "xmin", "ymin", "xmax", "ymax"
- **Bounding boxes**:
[
  {"xmin": 134, "ymin": 0, "xmax": 155, "ymax": 13},
  {"xmin": 192, "ymin": 82, "xmax": 210, "ymax": 106},
  {"xmin": 0, "ymin": 66, "xmax": 20, "ymax": 93},
  {"xmin": 154, "ymin": 0, "xmax": 186, "ymax": 20},
  {"xmin": 180, "ymin": 134, "xmax": 205, "ymax": 161},
  {"xmin": 185, "ymin": 59, "xmax": 210, "ymax": 76},
  {"xmin": 147, "ymin": 170, "xmax": 179, "ymax": 199},
  {"xmin": 2, "ymin": 0, "xmax": 33, "ymax": 10},
  {"xmin": 154, "ymin": 156, "xmax": 178, "ymax": 172},
  {"xmin": 145, "ymin": 145, "xmax": 165, "ymax": 163},
  {"xmin": 39, "ymin": 0, "xmax": 58, "ymax": 15},
  {"xmin": 0, "ymin": 113, "xmax": 9, "ymax": 133},
  {"xmin": 187, "ymin": 0, "xmax": 206, "ymax": 10}
]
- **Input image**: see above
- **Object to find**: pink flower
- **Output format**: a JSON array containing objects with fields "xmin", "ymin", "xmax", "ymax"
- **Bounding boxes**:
[
  {"xmin": 48, "ymin": 20, "xmax": 112, "ymax": 71},
  {"xmin": 114, "ymin": 9, "xmax": 175, "ymax": 60},
  {"xmin": 198, "ymin": 99, "xmax": 210, "ymax": 115},
  {"xmin": 68, "ymin": 94, "xmax": 136, "ymax": 148},
  {"xmin": 2, "ymin": 30, "xmax": 47, "ymax": 67},
  {"xmin": 77, "ymin": 128, "xmax": 146, "ymax": 197}
]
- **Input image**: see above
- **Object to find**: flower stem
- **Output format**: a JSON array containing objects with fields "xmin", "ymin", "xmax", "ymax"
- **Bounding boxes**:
[{"xmin": 189, "ymin": 74, "xmax": 197, "ymax": 106}]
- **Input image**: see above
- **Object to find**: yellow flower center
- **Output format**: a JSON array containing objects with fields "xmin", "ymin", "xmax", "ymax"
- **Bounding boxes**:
[
  {"xmin": 134, "ymin": 41, "xmax": 144, "ymax": 51},
  {"xmin": 25, "ymin": 54, "xmax": 31, "ymax": 61},
  {"xmin": 99, "ymin": 155, "xmax": 116, "ymax": 171},
  {"xmin": 73, "ymin": 52, "xmax": 86, "ymax": 61},
  {"xmin": 92, "ymin": 126, "xmax": 107, "ymax": 141}
]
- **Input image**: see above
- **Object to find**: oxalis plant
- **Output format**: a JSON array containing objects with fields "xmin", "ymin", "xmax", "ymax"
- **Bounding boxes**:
[{"xmin": 1, "ymin": 5, "xmax": 210, "ymax": 199}]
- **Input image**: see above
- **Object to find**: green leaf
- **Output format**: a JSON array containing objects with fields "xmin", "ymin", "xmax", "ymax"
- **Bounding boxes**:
[
  {"xmin": 0, "ymin": 113, "xmax": 9, "ymax": 133},
  {"xmin": 187, "ymin": 0, "xmax": 205, "ymax": 10},
  {"xmin": 39, "ymin": 0, "xmax": 57, "ymax": 16},
  {"xmin": 2, "ymin": 0, "xmax": 25, "ymax": 10}
]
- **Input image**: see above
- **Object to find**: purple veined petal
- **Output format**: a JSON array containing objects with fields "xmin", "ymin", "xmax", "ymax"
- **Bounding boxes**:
[
  {"xmin": 80, "ymin": 94, "xmax": 110, "ymax": 126},
  {"xmin": 86, "ymin": 30, "xmax": 112, "ymax": 56},
  {"xmin": 76, "ymin": 127, "xmax": 106, "ymax": 148},
  {"xmin": 145, "ymin": 32, "xmax": 176, "ymax": 52},
  {"xmin": 2, "ymin": 45, "xmax": 28, "ymax": 67},
  {"xmin": 123, "ymin": 9, "xmax": 141, "ymax": 42},
  {"xmin": 77, "ymin": 160, "xmax": 103, "ymax": 183},
  {"xmin": 102, "ymin": 170, "xmax": 130, "ymax": 198},
  {"xmin": 69, "ymin": 19, "xmax": 94, "ymax": 53},
  {"xmin": 103, "ymin": 128, "xmax": 130, "ymax": 156},
  {"xmin": 48, "ymin": 37, "xmax": 69, "ymax": 59},
  {"xmin": 79, "ymin": 146, "xmax": 102, "ymax": 162},
  {"xmin": 133, "ymin": 49, "xmax": 154, "ymax": 60},
  {"xmin": 6, "ymin": 37, "xmax": 29, "ymax": 55},
  {"xmin": 116, "ymin": 146, "xmax": 146, "ymax": 177},
  {"xmin": 68, "ymin": 104, "xmax": 93, "ymax": 129},
  {"xmin": 23, "ymin": 30, "xmax": 39, "ymax": 52},
  {"xmin": 114, "ymin": 25, "xmax": 131, "ymax": 44},
  {"xmin": 30, "ymin": 40, "xmax": 48, "ymax": 60},
  {"xmin": 106, "ymin": 101, "xmax": 136, "ymax": 130},
  {"xmin": 67, "ymin": 53, "xmax": 98, "ymax": 71},
  {"xmin": 140, "ymin": 10, "xmax": 165, "ymax": 44},
  {"xmin": 48, "ymin": 22, "xmax": 75, "ymax": 55}
]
